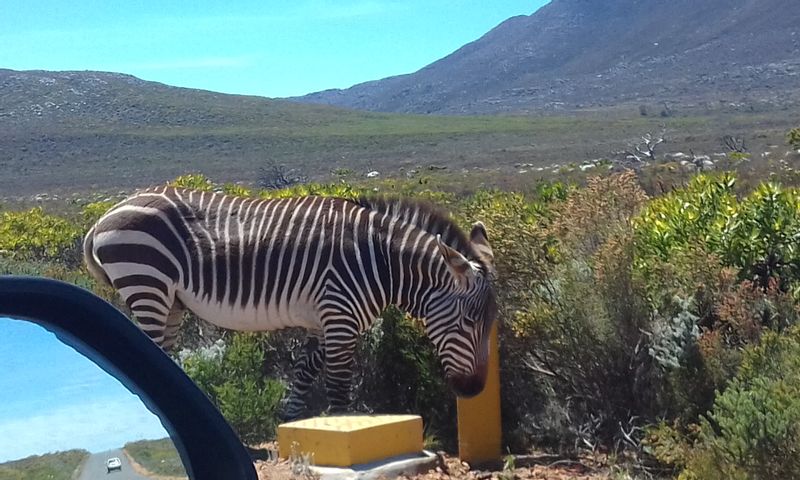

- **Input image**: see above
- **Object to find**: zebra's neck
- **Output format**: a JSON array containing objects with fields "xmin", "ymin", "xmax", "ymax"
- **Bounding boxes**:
[{"xmin": 379, "ymin": 221, "xmax": 450, "ymax": 321}]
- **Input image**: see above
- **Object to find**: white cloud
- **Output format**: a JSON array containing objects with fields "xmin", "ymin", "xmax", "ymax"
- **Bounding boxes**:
[{"xmin": 0, "ymin": 395, "xmax": 171, "ymax": 463}]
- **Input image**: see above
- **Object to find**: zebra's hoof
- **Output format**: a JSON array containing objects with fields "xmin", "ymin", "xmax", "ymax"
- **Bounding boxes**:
[{"xmin": 278, "ymin": 410, "xmax": 300, "ymax": 423}]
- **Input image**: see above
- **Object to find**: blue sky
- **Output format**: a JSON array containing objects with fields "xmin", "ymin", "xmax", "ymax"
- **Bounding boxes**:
[
  {"xmin": 0, "ymin": 318, "xmax": 171, "ymax": 463},
  {"xmin": 1, "ymin": 1, "xmax": 547, "ymax": 98}
]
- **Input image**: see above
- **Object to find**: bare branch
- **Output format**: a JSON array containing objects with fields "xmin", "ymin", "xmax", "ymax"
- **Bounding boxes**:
[
  {"xmin": 723, "ymin": 135, "xmax": 747, "ymax": 153},
  {"xmin": 258, "ymin": 161, "xmax": 308, "ymax": 190},
  {"xmin": 523, "ymin": 353, "xmax": 558, "ymax": 377}
]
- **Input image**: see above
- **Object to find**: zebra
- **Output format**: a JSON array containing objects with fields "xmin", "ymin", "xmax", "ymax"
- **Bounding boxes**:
[{"xmin": 83, "ymin": 186, "xmax": 497, "ymax": 419}]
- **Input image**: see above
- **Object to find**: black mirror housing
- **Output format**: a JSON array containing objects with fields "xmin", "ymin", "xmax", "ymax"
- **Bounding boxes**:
[{"xmin": 0, "ymin": 276, "xmax": 257, "ymax": 480}]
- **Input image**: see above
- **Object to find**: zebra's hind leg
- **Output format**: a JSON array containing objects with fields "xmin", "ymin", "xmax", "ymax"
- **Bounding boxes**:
[
  {"xmin": 281, "ymin": 332, "xmax": 325, "ymax": 421},
  {"xmin": 161, "ymin": 300, "xmax": 186, "ymax": 351},
  {"xmin": 120, "ymin": 286, "xmax": 178, "ymax": 350}
]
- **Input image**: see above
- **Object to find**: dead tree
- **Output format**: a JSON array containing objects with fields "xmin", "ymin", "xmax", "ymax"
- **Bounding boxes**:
[
  {"xmin": 623, "ymin": 128, "xmax": 666, "ymax": 163},
  {"xmin": 723, "ymin": 135, "xmax": 747, "ymax": 153},
  {"xmin": 257, "ymin": 161, "xmax": 308, "ymax": 190}
]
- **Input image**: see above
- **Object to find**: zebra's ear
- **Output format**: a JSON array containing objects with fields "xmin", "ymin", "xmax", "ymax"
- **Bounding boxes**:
[
  {"xmin": 436, "ymin": 234, "xmax": 475, "ymax": 280},
  {"xmin": 470, "ymin": 221, "xmax": 494, "ymax": 265}
]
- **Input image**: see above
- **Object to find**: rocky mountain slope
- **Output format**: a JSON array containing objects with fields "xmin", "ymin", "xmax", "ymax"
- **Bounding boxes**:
[{"xmin": 295, "ymin": 0, "xmax": 800, "ymax": 114}]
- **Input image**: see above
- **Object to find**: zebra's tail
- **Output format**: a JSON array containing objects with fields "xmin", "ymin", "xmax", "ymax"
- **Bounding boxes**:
[{"xmin": 83, "ymin": 226, "xmax": 111, "ymax": 288}]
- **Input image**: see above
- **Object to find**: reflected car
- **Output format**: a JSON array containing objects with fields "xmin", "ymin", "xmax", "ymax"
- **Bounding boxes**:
[{"xmin": 106, "ymin": 457, "xmax": 122, "ymax": 472}]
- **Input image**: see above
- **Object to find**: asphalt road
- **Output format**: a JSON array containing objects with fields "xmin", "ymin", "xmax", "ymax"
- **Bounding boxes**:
[{"xmin": 77, "ymin": 448, "xmax": 150, "ymax": 480}]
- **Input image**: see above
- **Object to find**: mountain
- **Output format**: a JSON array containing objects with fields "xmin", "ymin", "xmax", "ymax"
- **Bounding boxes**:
[
  {"xmin": 0, "ymin": 69, "xmax": 365, "ymax": 130},
  {"xmin": 0, "ymin": 69, "xmax": 601, "ymax": 197},
  {"xmin": 295, "ymin": 0, "xmax": 800, "ymax": 114}
]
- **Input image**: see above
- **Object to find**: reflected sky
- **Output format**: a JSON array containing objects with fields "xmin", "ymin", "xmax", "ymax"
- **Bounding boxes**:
[{"xmin": 0, "ymin": 317, "xmax": 170, "ymax": 463}]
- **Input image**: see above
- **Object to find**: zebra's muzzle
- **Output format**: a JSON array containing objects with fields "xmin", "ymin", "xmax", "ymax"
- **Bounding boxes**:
[{"xmin": 447, "ymin": 372, "xmax": 486, "ymax": 398}]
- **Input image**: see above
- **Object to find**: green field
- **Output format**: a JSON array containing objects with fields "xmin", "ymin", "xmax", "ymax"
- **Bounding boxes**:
[{"xmin": 3, "ymin": 80, "xmax": 795, "ymax": 201}]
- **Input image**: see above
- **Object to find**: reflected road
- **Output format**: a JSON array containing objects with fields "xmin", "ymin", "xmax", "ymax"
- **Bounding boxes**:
[{"xmin": 77, "ymin": 448, "xmax": 149, "ymax": 480}]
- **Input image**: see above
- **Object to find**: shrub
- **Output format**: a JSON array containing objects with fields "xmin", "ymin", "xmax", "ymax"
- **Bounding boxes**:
[
  {"xmin": 0, "ymin": 208, "xmax": 83, "ymax": 265},
  {"xmin": 722, "ymin": 182, "xmax": 800, "ymax": 292},
  {"xmin": 788, "ymin": 128, "xmax": 800, "ymax": 151},
  {"xmin": 634, "ymin": 173, "xmax": 737, "ymax": 282},
  {"xmin": 221, "ymin": 183, "xmax": 253, "ymax": 197},
  {"xmin": 678, "ymin": 327, "xmax": 800, "ymax": 479},
  {"xmin": 80, "ymin": 200, "xmax": 118, "ymax": 228},
  {"xmin": 456, "ymin": 189, "xmax": 554, "ymax": 324},
  {"xmin": 635, "ymin": 175, "xmax": 800, "ymax": 294},
  {"xmin": 507, "ymin": 172, "xmax": 656, "ymax": 450},
  {"xmin": 168, "ymin": 173, "xmax": 215, "ymax": 191},
  {"xmin": 180, "ymin": 334, "xmax": 285, "ymax": 444}
]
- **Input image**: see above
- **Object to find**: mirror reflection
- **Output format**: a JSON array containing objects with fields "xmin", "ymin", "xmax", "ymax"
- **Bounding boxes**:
[{"xmin": 0, "ymin": 317, "xmax": 188, "ymax": 479}]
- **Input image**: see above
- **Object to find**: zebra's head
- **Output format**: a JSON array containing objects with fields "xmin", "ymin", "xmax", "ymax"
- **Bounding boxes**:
[{"xmin": 429, "ymin": 222, "xmax": 497, "ymax": 398}]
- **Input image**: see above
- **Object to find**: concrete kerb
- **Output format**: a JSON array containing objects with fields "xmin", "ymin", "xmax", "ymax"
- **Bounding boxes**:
[{"xmin": 310, "ymin": 450, "xmax": 440, "ymax": 480}]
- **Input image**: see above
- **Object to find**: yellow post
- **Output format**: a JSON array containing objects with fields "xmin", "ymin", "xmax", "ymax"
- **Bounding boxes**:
[{"xmin": 456, "ymin": 322, "xmax": 501, "ymax": 463}]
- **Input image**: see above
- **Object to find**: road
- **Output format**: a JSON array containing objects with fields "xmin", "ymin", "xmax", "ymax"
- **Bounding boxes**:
[{"xmin": 77, "ymin": 448, "xmax": 150, "ymax": 480}]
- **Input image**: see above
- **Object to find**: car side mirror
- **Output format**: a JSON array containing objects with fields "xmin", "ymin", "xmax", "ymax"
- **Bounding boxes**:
[
  {"xmin": 1, "ymin": 315, "xmax": 188, "ymax": 476},
  {"xmin": 0, "ymin": 276, "xmax": 257, "ymax": 480}
]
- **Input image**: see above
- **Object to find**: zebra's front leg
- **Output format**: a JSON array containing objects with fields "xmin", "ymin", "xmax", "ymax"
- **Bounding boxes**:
[
  {"xmin": 323, "ymin": 329, "xmax": 358, "ymax": 414},
  {"xmin": 282, "ymin": 333, "xmax": 325, "ymax": 421}
]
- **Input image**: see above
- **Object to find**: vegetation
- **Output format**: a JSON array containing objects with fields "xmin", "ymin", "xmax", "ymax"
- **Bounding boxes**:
[
  {"xmin": 179, "ymin": 333, "xmax": 285, "ymax": 445},
  {"xmin": 5, "ymin": 69, "xmax": 798, "ymax": 203},
  {"xmin": 788, "ymin": 127, "xmax": 800, "ymax": 151},
  {"xmin": 354, "ymin": 307, "xmax": 457, "ymax": 450},
  {"xmin": 7, "ymin": 160, "xmax": 800, "ymax": 477},
  {"xmin": 0, "ymin": 208, "xmax": 83, "ymax": 265},
  {"xmin": 125, "ymin": 438, "xmax": 187, "ymax": 477},
  {"xmin": 0, "ymin": 450, "xmax": 88, "ymax": 480}
]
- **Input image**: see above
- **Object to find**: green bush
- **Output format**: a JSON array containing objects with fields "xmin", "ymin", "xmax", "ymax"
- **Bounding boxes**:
[
  {"xmin": 456, "ymin": 188, "xmax": 555, "ymax": 323},
  {"xmin": 0, "ymin": 208, "xmax": 83, "ymax": 265},
  {"xmin": 677, "ymin": 327, "xmax": 800, "ymax": 479},
  {"xmin": 723, "ymin": 182, "xmax": 800, "ymax": 292},
  {"xmin": 634, "ymin": 173, "xmax": 736, "ymax": 287},
  {"xmin": 221, "ymin": 183, "xmax": 253, "ymax": 197},
  {"xmin": 169, "ymin": 173, "xmax": 215, "ymax": 191},
  {"xmin": 80, "ymin": 200, "xmax": 118, "ymax": 228},
  {"xmin": 635, "ymin": 174, "xmax": 800, "ymax": 294},
  {"xmin": 180, "ymin": 333, "xmax": 285, "ymax": 444},
  {"xmin": 10, "ymin": 169, "xmax": 800, "ymax": 466},
  {"xmin": 504, "ymin": 172, "xmax": 658, "ymax": 449}
]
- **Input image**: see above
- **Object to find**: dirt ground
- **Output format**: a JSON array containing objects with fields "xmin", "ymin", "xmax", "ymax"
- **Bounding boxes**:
[{"xmin": 251, "ymin": 444, "xmax": 613, "ymax": 479}]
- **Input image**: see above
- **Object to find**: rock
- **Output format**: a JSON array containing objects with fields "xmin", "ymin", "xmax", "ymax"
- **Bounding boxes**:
[{"xmin": 666, "ymin": 152, "xmax": 689, "ymax": 160}]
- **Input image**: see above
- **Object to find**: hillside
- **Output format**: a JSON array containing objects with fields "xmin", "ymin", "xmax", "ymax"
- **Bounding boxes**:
[
  {"xmin": 295, "ymin": 0, "xmax": 800, "ymax": 114},
  {"xmin": 0, "ymin": 69, "xmax": 548, "ymax": 196},
  {"xmin": 1, "ymin": 68, "xmax": 796, "ymax": 200},
  {"xmin": 0, "ymin": 450, "xmax": 88, "ymax": 480}
]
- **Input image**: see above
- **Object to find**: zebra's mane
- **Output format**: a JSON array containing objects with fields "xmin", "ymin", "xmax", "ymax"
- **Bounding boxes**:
[{"xmin": 356, "ymin": 196, "xmax": 483, "ymax": 264}]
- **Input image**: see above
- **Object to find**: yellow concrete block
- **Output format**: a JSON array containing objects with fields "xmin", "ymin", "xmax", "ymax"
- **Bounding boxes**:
[
  {"xmin": 457, "ymin": 322, "xmax": 502, "ymax": 463},
  {"xmin": 277, "ymin": 414, "xmax": 423, "ymax": 467}
]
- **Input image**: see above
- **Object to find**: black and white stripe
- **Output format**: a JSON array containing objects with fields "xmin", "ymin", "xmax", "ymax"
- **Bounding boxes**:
[{"xmin": 84, "ymin": 186, "xmax": 497, "ymax": 418}]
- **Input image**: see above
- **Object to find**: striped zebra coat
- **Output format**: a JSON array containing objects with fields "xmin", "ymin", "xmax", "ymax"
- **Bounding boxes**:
[{"xmin": 84, "ymin": 186, "xmax": 497, "ymax": 418}]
